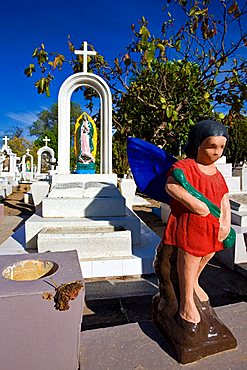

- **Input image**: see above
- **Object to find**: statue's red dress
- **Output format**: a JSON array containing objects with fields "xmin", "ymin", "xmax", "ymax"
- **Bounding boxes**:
[{"xmin": 162, "ymin": 158, "xmax": 228, "ymax": 256}]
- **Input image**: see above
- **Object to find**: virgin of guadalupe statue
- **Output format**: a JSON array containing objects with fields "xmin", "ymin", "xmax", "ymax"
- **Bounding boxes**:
[
  {"xmin": 26, "ymin": 160, "xmax": 31, "ymax": 172},
  {"xmin": 74, "ymin": 112, "xmax": 97, "ymax": 173}
]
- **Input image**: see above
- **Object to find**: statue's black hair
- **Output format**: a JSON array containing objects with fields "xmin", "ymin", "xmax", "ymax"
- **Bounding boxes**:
[{"xmin": 184, "ymin": 120, "xmax": 229, "ymax": 159}]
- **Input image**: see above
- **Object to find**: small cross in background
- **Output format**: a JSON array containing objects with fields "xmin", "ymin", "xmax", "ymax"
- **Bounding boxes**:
[
  {"xmin": 26, "ymin": 148, "xmax": 30, "ymax": 155},
  {"xmin": 74, "ymin": 41, "xmax": 97, "ymax": 73},
  {"xmin": 2, "ymin": 135, "xmax": 9, "ymax": 147},
  {"xmin": 43, "ymin": 136, "xmax": 50, "ymax": 146}
]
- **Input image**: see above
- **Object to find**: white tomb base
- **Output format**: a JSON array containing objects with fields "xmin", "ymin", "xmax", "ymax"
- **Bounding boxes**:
[
  {"xmin": 0, "ymin": 174, "xmax": 160, "ymax": 278},
  {"xmin": 25, "ymin": 208, "xmax": 141, "ymax": 249}
]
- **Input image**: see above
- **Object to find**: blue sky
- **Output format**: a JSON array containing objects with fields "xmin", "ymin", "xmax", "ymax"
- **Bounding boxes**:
[
  {"xmin": 0, "ymin": 0, "xmax": 246, "ymax": 142},
  {"xmin": 0, "ymin": 0, "xmax": 167, "ymax": 140}
]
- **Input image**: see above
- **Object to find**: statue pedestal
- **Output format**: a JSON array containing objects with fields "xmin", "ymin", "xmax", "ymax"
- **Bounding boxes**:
[{"xmin": 153, "ymin": 244, "xmax": 237, "ymax": 364}]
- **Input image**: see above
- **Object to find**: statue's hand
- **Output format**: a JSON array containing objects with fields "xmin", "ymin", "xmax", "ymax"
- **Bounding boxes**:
[
  {"xmin": 218, "ymin": 224, "xmax": 230, "ymax": 242},
  {"xmin": 197, "ymin": 202, "xmax": 210, "ymax": 217}
]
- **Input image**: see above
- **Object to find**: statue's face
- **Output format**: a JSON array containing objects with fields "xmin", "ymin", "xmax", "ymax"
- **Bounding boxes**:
[{"xmin": 197, "ymin": 136, "xmax": 227, "ymax": 165}]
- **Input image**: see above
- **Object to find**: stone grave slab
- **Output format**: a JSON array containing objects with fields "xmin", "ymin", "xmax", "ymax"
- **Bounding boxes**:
[
  {"xmin": 25, "ymin": 209, "xmax": 141, "ymax": 250},
  {"xmin": 79, "ymin": 303, "xmax": 246, "ymax": 370},
  {"xmin": 48, "ymin": 181, "xmax": 120, "ymax": 199},
  {"xmin": 38, "ymin": 226, "xmax": 132, "ymax": 258},
  {"xmin": 51, "ymin": 173, "xmax": 118, "ymax": 187},
  {"xmin": 42, "ymin": 196, "xmax": 126, "ymax": 218},
  {"xmin": 48, "ymin": 182, "xmax": 85, "ymax": 198},
  {"xmin": 43, "ymin": 181, "xmax": 126, "ymax": 217}
]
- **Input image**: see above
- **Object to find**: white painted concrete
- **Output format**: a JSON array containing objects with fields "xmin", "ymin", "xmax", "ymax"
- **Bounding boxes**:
[
  {"xmin": 38, "ymin": 227, "xmax": 132, "ymax": 258},
  {"xmin": 119, "ymin": 179, "xmax": 137, "ymax": 209},
  {"xmin": 216, "ymin": 225, "xmax": 247, "ymax": 269},
  {"xmin": 31, "ymin": 182, "xmax": 50, "ymax": 207},
  {"xmin": 42, "ymin": 196, "xmax": 126, "ymax": 218},
  {"xmin": 215, "ymin": 162, "xmax": 233, "ymax": 178},
  {"xmin": 51, "ymin": 173, "xmax": 118, "ymax": 187},
  {"xmin": 233, "ymin": 166, "xmax": 247, "ymax": 191},
  {"xmin": 25, "ymin": 209, "xmax": 141, "ymax": 249}
]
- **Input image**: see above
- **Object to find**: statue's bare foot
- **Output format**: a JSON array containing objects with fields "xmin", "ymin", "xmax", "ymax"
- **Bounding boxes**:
[
  {"xmin": 194, "ymin": 284, "xmax": 209, "ymax": 302},
  {"xmin": 179, "ymin": 301, "xmax": 201, "ymax": 324}
]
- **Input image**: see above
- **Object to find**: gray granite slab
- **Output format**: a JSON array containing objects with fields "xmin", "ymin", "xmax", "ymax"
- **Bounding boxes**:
[{"xmin": 80, "ymin": 302, "xmax": 246, "ymax": 370}]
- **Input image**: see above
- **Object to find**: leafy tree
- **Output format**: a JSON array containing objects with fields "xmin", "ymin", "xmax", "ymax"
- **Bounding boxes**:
[
  {"xmin": 29, "ymin": 102, "xmax": 83, "ymax": 137},
  {"xmin": 25, "ymin": 0, "xmax": 247, "ymax": 171},
  {"xmin": 113, "ymin": 60, "xmax": 215, "ymax": 154},
  {"xmin": 226, "ymin": 114, "xmax": 247, "ymax": 165},
  {"xmin": 30, "ymin": 102, "xmax": 83, "ymax": 161},
  {"xmin": 8, "ymin": 136, "xmax": 31, "ymax": 158}
]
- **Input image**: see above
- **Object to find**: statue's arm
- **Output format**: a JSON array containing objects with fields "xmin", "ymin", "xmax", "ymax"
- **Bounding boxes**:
[
  {"xmin": 218, "ymin": 193, "xmax": 231, "ymax": 241},
  {"xmin": 165, "ymin": 176, "xmax": 210, "ymax": 216}
]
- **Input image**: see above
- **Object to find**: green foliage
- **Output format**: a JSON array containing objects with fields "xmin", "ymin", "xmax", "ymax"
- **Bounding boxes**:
[
  {"xmin": 30, "ymin": 101, "xmax": 82, "ymax": 138},
  {"xmin": 8, "ymin": 136, "xmax": 31, "ymax": 158},
  {"xmin": 114, "ymin": 60, "xmax": 213, "ymax": 155},
  {"xmin": 30, "ymin": 102, "xmax": 83, "ymax": 169},
  {"xmin": 226, "ymin": 115, "xmax": 247, "ymax": 165},
  {"xmin": 112, "ymin": 134, "xmax": 129, "ymax": 174}
]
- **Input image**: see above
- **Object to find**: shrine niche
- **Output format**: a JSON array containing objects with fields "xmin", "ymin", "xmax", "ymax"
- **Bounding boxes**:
[
  {"xmin": 21, "ymin": 149, "xmax": 34, "ymax": 181},
  {"xmin": 2, "ymin": 153, "xmax": 10, "ymax": 172},
  {"xmin": 0, "ymin": 136, "xmax": 17, "ymax": 180},
  {"xmin": 74, "ymin": 112, "xmax": 97, "ymax": 174},
  {"xmin": 41, "ymin": 151, "xmax": 52, "ymax": 173},
  {"xmin": 37, "ymin": 136, "xmax": 56, "ymax": 175}
]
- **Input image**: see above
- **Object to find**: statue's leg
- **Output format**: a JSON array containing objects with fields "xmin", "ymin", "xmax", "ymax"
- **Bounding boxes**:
[
  {"xmin": 153, "ymin": 243, "xmax": 177, "ymax": 300},
  {"xmin": 153, "ymin": 243, "xmax": 178, "ymax": 317},
  {"xmin": 177, "ymin": 248, "xmax": 201, "ymax": 323},
  {"xmin": 194, "ymin": 252, "xmax": 215, "ymax": 302}
]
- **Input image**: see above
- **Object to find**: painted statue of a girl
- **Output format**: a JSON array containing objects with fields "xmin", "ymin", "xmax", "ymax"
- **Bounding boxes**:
[{"xmin": 152, "ymin": 120, "xmax": 237, "ymax": 363}]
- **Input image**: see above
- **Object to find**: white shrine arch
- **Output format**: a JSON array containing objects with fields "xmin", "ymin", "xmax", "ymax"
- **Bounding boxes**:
[
  {"xmin": 57, "ymin": 72, "xmax": 112, "ymax": 174},
  {"xmin": 37, "ymin": 146, "xmax": 56, "ymax": 174}
]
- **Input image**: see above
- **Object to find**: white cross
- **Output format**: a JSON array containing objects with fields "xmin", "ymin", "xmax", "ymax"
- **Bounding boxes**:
[
  {"xmin": 2, "ymin": 135, "xmax": 9, "ymax": 147},
  {"xmin": 43, "ymin": 136, "xmax": 50, "ymax": 146},
  {"xmin": 74, "ymin": 41, "xmax": 97, "ymax": 73},
  {"xmin": 26, "ymin": 149, "xmax": 30, "ymax": 155}
]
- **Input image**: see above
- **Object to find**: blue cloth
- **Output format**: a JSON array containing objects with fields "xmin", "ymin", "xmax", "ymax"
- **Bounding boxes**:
[{"xmin": 127, "ymin": 137, "xmax": 177, "ymax": 203}]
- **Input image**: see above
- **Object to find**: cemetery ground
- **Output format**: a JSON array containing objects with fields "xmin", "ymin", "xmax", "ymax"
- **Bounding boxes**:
[{"xmin": 1, "ymin": 185, "xmax": 246, "ymax": 332}]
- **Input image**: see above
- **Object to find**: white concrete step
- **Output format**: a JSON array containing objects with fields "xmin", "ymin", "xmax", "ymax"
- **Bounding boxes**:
[
  {"xmin": 80, "ymin": 221, "xmax": 160, "ymax": 278},
  {"xmin": 25, "ymin": 209, "xmax": 141, "ymax": 249},
  {"xmin": 37, "ymin": 226, "xmax": 132, "ymax": 258}
]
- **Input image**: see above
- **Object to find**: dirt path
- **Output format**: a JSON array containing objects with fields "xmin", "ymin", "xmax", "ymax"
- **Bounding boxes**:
[{"xmin": 0, "ymin": 187, "xmax": 35, "ymax": 244}]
